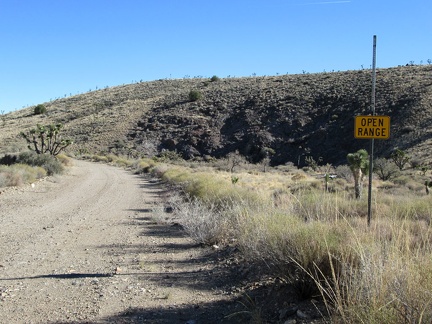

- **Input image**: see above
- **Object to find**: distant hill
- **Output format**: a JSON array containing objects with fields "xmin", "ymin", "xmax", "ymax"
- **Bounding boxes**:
[{"xmin": 2, "ymin": 65, "xmax": 432, "ymax": 166}]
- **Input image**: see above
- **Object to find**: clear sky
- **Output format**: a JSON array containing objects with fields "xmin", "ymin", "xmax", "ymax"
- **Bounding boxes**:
[{"xmin": 1, "ymin": 0, "xmax": 431, "ymax": 113}]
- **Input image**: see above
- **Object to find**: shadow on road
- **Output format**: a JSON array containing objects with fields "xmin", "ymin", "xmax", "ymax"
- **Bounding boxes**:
[{"xmin": 0, "ymin": 273, "xmax": 113, "ymax": 281}]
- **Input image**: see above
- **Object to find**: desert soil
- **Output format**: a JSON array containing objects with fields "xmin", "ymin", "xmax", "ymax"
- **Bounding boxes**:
[{"xmin": 0, "ymin": 160, "xmax": 246, "ymax": 324}]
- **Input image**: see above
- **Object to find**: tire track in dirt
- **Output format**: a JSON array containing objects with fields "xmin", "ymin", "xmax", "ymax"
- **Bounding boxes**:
[
  {"xmin": 0, "ymin": 160, "xmax": 161, "ymax": 322},
  {"xmin": 0, "ymin": 160, "xmax": 242, "ymax": 324}
]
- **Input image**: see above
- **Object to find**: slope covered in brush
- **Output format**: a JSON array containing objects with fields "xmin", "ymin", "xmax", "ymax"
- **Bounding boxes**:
[{"xmin": 1, "ymin": 65, "xmax": 431, "ymax": 166}]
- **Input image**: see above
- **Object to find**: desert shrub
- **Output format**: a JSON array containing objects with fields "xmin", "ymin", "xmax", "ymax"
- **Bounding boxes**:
[
  {"xmin": 168, "ymin": 193, "xmax": 234, "ymax": 245},
  {"xmin": 305, "ymin": 156, "xmax": 322, "ymax": 171},
  {"xmin": 188, "ymin": 90, "xmax": 202, "ymax": 101},
  {"xmin": 0, "ymin": 164, "xmax": 47, "ymax": 187},
  {"xmin": 391, "ymin": 148, "xmax": 411, "ymax": 171},
  {"xmin": 291, "ymin": 173, "xmax": 306, "ymax": 181},
  {"xmin": 150, "ymin": 164, "xmax": 169, "ymax": 178},
  {"xmin": 335, "ymin": 164, "xmax": 353, "ymax": 182},
  {"xmin": 132, "ymin": 158, "xmax": 156, "ymax": 174},
  {"xmin": 106, "ymin": 154, "xmax": 118, "ymax": 163},
  {"xmin": 104, "ymin": 154, "xmax": 132, "ymax": 167},
  {"xmin": 393, "ymin": 175, "xmax": 411, "ymax": 186},
  {"xmin": 17, "ymin": 151, "xmax": 64, "ymax": 175},
  {"xmin": 227, "ymin": 150, "xmax": 247, "ymax": 173},
  {"xmin": 56, "ymin": 154, "xmax": 73, "ymax": 167},
  {"xmin": 34, "ymin": 104, "xmax": 47, "ymax": 115},
  {"xmin": 154, "ymin": 150, "xmax": 183, "ymax": 162},
  {"xmin": 373, "ymin": 157, "xmax": 400, "ymax": 180},
  {"xmin": 410, "ymin": 157, "xmax": 423, "ymax": 169},
  {"xmin": 274, "ymin": 162, "xmax": 297, "ymax": 173},
  {"xmin": 210, "ymin": 75, "xmax": 220, "ymax": 82},
  {"xmin": 0, "ymin": 154, "xmax": 17, "ymax": 165},
  {"xmin": 87, "ymin": 154, "xmax": 109, "ymax": 163}
]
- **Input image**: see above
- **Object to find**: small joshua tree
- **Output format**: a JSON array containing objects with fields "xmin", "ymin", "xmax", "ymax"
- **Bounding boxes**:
[
  {"xmin": 261, "ymin": 147, "xmax": 275, "ymax": 172},
  {"xmin": 347, "ymin": 149, "xmax": 369, "ymax": 199},
  {"xmin": 21, "ymin": 123, "xmax": 73, "ymax": 156},
  {"xmin": 391, "ymin": 148, "xmax": 410, "ymax": 171}
]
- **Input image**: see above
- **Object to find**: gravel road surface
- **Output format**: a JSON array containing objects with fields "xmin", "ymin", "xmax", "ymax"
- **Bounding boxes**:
[{"xmin": 0, "ymin": 160, "xmax": 240, "ymax": 324}]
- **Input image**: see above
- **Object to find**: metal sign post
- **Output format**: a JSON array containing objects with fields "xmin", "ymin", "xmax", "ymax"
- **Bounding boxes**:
[{"xmin": 368, "ymin": 35, "xmax": 377, "ymax": 227}]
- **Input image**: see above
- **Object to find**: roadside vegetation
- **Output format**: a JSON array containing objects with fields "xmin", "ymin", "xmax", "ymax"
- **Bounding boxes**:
[
  {"xmin": 0, "ymin": 152, "xmax": 71, "ymax": 187},
  {"xmin": 0, "ymin": 123, "xmax": 73, "ymax": 188},
  {"xmin": 74, "ymin": 149, "xmax": 432, "ymax": 323}
]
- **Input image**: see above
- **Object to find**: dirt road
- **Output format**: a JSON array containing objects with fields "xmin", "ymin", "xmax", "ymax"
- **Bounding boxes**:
[{"xmin": 0, "ymin": 160, "xmax": 241, "ymax": 324}]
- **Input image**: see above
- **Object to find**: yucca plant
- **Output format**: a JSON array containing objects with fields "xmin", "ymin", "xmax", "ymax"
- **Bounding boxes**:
[{"xmin": 347, "ymin": 149, "xmax": 369, "ymax": 199}]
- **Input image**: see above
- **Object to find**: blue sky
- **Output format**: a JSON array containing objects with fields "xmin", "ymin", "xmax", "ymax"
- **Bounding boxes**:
[{"xmin": 1, "ymin": 0, "xmax": 431, "ymax": 113}]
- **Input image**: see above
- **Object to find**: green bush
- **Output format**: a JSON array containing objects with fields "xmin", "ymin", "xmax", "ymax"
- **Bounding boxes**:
[
  {"xmin": 188, "ymin": 90, "xmax": 202, "ymax": 102},
  {"xmin": 17, "ymin": 151, "xmax": 64, "ymax": 175},
  {"xmin": 34, "ymin": 104, "xmax": 47, "ymax": 115},
  {"xmin": 210, "ymin": 75, "xmax": 220, "ymax": 82}
]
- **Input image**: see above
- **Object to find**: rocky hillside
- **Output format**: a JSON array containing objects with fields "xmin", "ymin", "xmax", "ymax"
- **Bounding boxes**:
[{"xmin": 1, "ymin": 65, "xmax": 432, "ymax": 166}]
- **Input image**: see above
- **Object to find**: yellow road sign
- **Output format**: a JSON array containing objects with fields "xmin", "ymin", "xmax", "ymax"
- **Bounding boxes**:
[{"xmin": 354, "ymin": 115, "xmax": 390, "ymax": 139}]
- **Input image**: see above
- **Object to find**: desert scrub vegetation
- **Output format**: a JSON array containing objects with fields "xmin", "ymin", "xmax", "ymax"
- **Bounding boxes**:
[
  {"xmin": 17, "ymin": 151, "xmax": 65, "ymax": 175},
  {"xmin": 34, "ymin": 104, "xmax": 47, "ymax": 115},
  {"xmin": 188, "ymin": 89, "xmax": 202, "ymax": 102},
  {"xmin": 0, "ymin": 151, "xmax": 73, "ymax": 188},
  {"xmin": 0, "ymin": 163, "xmax": 47, "ymax": 187},
  {"xmin": 145, "ymin": 161, "xmax": 432, "ymax": 323},
  {"xmin": 80, "ymin": 154, "xmax": 158, "ymax": 174}
]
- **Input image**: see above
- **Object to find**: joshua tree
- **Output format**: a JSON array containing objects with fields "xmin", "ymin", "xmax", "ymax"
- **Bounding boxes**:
[
  {"xmin": 21, "ymin": 123, "xmax": 73, "ymax": 156},
  {"xmin": 391, "ymin": 148, "xmax": 410, "ymax": 171},
  {"xmin": 347, "ymin": 149, "xmax": 369, "ymax": 199}
]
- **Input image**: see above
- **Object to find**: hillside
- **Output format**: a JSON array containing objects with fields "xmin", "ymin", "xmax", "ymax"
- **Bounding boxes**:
[{"xmin": 2, "ymin": 65, "xmax": 432, "ymax": 166}]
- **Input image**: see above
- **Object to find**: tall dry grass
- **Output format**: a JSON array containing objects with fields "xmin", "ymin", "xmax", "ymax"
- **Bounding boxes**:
[{"xmin": 149, "ymin": 162, "xmax": 432, "ymax": 323}]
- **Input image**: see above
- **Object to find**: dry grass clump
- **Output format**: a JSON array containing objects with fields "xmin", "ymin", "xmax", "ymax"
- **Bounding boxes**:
[
  {"xmin": 165, "ymin": 193, "xmax": 236, "ymax": 245},
  {"xmin": 132, "ymin": 158, "xmax": 156, "ymax": 174},
  {"xmin": 56, "ymin": 153, "xmax": 74, "ymax": 167},
  {"xmin": 0, "ymin": 164, "xmax": 47, "ymax": 187},
  {"xmin": 322, "ymin": 216, "xmax": 432, "ymax": 323}
]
